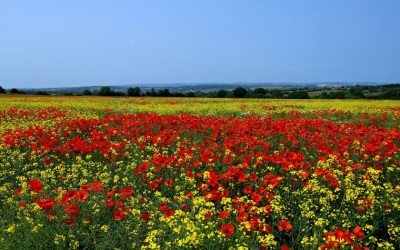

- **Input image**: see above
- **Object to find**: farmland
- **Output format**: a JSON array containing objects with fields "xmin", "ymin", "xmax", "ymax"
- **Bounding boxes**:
[{"xmin": 1, "ymin": 96, "xmax": 400, "ymax": 249}]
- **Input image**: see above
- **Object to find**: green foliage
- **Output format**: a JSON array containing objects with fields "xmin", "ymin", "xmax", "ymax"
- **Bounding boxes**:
[
  {"xmin": 82, "ymin": 90, "xmax": 92, "ymax": 96},
  {"xmin": 217, "ymin": 89, "xmax": 228, "ymax": 98},
  {"xmin": 287, "ymin": 90, "xmax": 310, "ymax": 99},
  {"xmin": 127, "ymin": 87, "xmax": 141, "ymax": 97},
  {"xmin": 0, "ymin": 86, "xmax": 6, "ymax": 93},
  {"xmin": 232, "ymin": 87, "xmax": 248, "ymax": 98},
  {"xmin": 35, "ymin": 90, "xmax": 50, "ymax": 95}
]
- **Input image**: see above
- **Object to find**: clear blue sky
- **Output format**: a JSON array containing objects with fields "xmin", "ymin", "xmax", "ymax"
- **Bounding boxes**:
[{"xmin": 1, "ymin": 1, "xmax": 399, "ymax": 89}]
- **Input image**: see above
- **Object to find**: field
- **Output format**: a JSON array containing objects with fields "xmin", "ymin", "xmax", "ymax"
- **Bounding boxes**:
[{"xmin": 1, "ymin": 96, "xmax": 400, "ymax": 249}]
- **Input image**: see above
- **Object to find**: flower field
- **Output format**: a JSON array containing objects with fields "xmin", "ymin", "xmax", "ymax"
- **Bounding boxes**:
[{"xmin": 1, "ymin": 96, "xmax": 400, "ymax": 249}]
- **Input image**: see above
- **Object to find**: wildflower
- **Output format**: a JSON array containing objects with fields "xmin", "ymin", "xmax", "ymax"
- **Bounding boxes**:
[
  {"xmin": 114, "ymin": 209, "xmax": 126, "ymax": 220},
  {"xmin": 278, "ymin": 220, "xmax": 292, "ymax": 232},
  {"xmin": 64, "ymin": 203, "xmax": 79, "ymax": 217},
  {"xmin": 64, "ymin": 218, "xmax": 75, "ymax": 227},
  {"xmin": 28, "ymin": 179, "xmax": 42, "ymax": 193},
  {"xmin": 220, "ymin": 223, "xmax": 235, "ymax": 237}
]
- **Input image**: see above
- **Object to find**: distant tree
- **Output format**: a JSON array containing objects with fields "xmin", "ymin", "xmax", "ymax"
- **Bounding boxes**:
[
  {"xmin": 114, "ymin": 91, "xmax": 126, "ymax": 96},
  {"xmin": 269, "ymin": 89, "xmax": 283, "ymax": 98},
  {"xmin": 98, "ymin": 86, "xmax": 112, "ymax": 96},
  {"xmin": 158, "ymin": 89, "xmax": 171, "ymax": 97},
  {"xmin": 10, "ymin": 88, "xmax": 21, "ymax": 94},
  {"xmin": 0, "ymin": 86, "xmax": 6, "ymax": 93},
  {"xmin": 232, "ymin": 87, "xmax": 248, "ymax": 98},
  {"xmin": 82, "ymin": 89, "xmax": 92, "ymax": 95},
  {"xmin": 63, "ymin": 92, "xmax": 74, "ymax": 96},
  {"xmin": 145, "ymin": 88, "xmax": 157, "ymax": 97},
  {"xmin": 35, "ymin": 90, "xmax": 50, "ymax": 95},
  {"xmin": 349, "ymin": 85, "xmax": 365, "ymax": 99},
  {"xmin": 174, "ymin": 92, "xmax": 186, "ymax": 97},
  {"xmin": 127, "ymin": 87, "xmax": 141, "ymax": 97},
  {"xmin": 217, "ymin": 89, "xmax": 227, "ymax": 98},
  {"xmin": 252, "ymin": 88, "xmax": 267, "ymax": 95},
  {"xmin": 186, "ymin": 91, "xmax": 195, "ymax": 97},
  {"xmin": 287, "ymin": 90, "xmax": 309, "ymax": 99}
]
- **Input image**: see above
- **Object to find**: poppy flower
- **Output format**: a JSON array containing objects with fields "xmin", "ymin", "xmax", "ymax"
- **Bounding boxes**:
[
  {"xmin": 163, "ymin": 208, "xmax": 174, "ymax": 218},
  {"xmin": 278, "ymin": 220, "xmax": 292, "ymax": 232},
  {"xmin": 114, "ymin": 209, "xmax": 126, "ymax": 220},
  {"xmin": 353, "ymin": 225, "xmax": 364, "ymax": 240},
  {"xmin": 35, "ymin": 197, "xmax": 55, "ymax": 211},
  {"xmin": 64, "ymin": 218, "xmax": 75, "ymax": 227},
  {"xmin": 89, "ymin": 181, "xmax": 103, "ymax": 192},
  {"xmin": 218, "ymin": 210, "xmax": 230, "ymax": 220},
  {"xmin": 44, "ymin": 157, "xmax": 52, "ymax": 165},
  {"xmin": 119, "ymin": 187, "xmax": 134, "ymax": 200},
  {"xmin": 14, "ymin": 188, "xmax": 22, "ymax": 196},
  {"xmin": 141, "ymin": 211, "xmax": 151, "ymax": 221},
  {"xmin": 149, "ymin": 182, "xmax": 159, "ymax": 190},
  {"xmin": 64, "ymin": 203, "xmax": 79, "ymax": 217},
  {"xmin": 220, "ymin": 223, "xmax": 235, "ymax": 237},
  {"xmin": 76, "ymin": 190, "xmax": 89, "ymax": 202},
  {"xmin": 28, "ymin": 179, "xmax": 42, "ymax": 193}
]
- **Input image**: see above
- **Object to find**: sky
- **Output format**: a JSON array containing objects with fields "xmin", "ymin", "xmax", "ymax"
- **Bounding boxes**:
[{"xmin": 1, "ymin": 1, "xmax": 400, "ymax": 89}]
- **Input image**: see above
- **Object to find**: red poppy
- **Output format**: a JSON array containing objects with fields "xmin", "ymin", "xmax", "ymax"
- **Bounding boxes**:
[
  {"xmin": 106, "ymin": 188, "xmax": 116, "ymax": 198},
  {"xmin": 114, "ymin": 200, "xmax": 124, "ymax": 207},
  {"xmin": 236, "ymin": 212, "xmax": 249, "ymax": 223},
  {"xmin": 35, "ymin": 197, "xmax": 55, "ymax": 211},
  {"xmin": 90, "ymin": 181, "xmax": 103, "ymax": 192},
  {"xmin": 44, "ymin": 157, "xmax": 52, "ymax": 165},
  {"xmin": 220, "ymin": 223, "xmax": 235, "ymax": 237},
  {"xmin": 19, "ymin": 202, "xmax": 26, "ymax": 208},
  {"xmin": 218, "ymin": 210, "xmax": 230, "ymax": 220},
  {"xmin": 119, "ymin": 187, "xmax": 134, "ymax": 200},
  {"xmin": 281, "ymin": 246, "xmax": 291, "ymax": 250},
  {"xmin": 141, "ymin": 211, "xmax": 151, "ymax": 221},
  {"xmin": 243, "ymin": 185, "xmax": 253, "ymax": 194},
  {"xmin": 76, "ymin": 190, "xmax": 89, "ymax": 202},
  {"xmin": 250, "ymin": 173, "xmax": 258, "ymax": 181},
  {"xmin": 28, "ymin": 179, "xmax": 42, "ymax": 193},
  {"xmin": 14, "ymin": 188, "xmax": 22, "ymax": 196},
  {"xmin": 149, "ymin": 182, "xmax": 159, "ymax": 190},
  {"xmin": 278, "ymin": 220, "xmax": 292, "ymax": 232},
  {"xmin": 64, "ymin": 218, "xmax": 75, "ymax": 226},
  {"xmin": 64, "ymin": 203, "xmax": 79, "ymax": 217},
  {"xmin": 260, "ymin": 222, "xmax": 272, "ymax": 233},
  {"xmin": 353, "ymin": 225, "xmax": 364, "ymax": 240},
  {"xmin": 163, "ymin": 208, "xmax": 174, "ymax": 218},
  {"xmin": 114, "ymin": 209, "xmax": 126, "ymax": 220},
  {"xmin": 105, "ymin": 198, "xmax": 114, "ymax": 208}
]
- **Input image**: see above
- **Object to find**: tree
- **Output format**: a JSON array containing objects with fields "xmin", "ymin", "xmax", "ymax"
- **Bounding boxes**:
[
  {"xmin": 287, "ymin": 90, "xmax": 309, "ymax": 99},
  {"xmin": 252, "ymin": 88, "xmax": 267, "ymax": 95},
  {"xmin": 82, "ymin": 90, "xmax": 92, "ymax": 95},
  {"xmin": 98, "ymin": 86, "xmax": 112, "ymax": 96},
  {"xmin": 158, "ymin": 89, "xmax": 171, "ymax": 97},
  {"xmin": 127, "ymin": 87, "xmax": 141, "ymax": 97},
  {"xmin": 232, "ymin": 87, "xmax": 248, "ymax": 98},
  {"xmin": 10, "ymin": 88, "xmax": 21, "ymax": 94},
  {"xmin": 186, "ymin": 91, "xmax": 195, "ymax": 97},
  {"xmin": 0, "ymin": 86, "xmax": 6, "ymax": 93},
  {"xmin": 35, "ymin": 90, "xmax": 50, "ymax": 95},
  {"xmin": 217, "ymin": 89, "xmax": 227, "ymax": 98}
]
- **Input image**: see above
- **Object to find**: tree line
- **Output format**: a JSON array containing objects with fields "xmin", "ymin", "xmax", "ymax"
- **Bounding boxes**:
[{"xmin": 1, "ymin": 84, "xmax": 400, "ymax": 99}]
